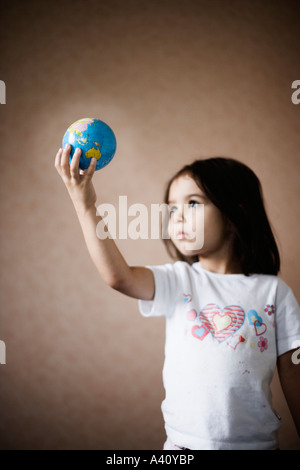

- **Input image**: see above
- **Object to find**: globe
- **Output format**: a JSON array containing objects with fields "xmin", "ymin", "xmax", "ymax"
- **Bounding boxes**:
[{"xmin": 62, "ymin": 118, "xmax": 117, "ymax": 171}]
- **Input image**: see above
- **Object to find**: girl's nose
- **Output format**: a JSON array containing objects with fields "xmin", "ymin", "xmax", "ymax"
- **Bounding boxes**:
[{"xmin": 174, "ymin": 206, "xmax": 185, "ymax": 222}]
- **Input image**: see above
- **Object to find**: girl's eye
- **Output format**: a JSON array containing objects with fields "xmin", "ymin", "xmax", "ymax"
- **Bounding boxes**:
[
  {"xmin": 169, "ymin": 205, "xmax": 177, "ymax": 214},
  {"xmin": 189, "ymin": 200, "xmax": 199, "ymax": 208}
]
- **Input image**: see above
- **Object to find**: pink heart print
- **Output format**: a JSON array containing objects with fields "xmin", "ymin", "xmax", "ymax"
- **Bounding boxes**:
[
  {"xmin": 254, "ymin": 320, "xmax": 267, "ymax": 336},
  {"xmin": 200, "ymin": 304, "xmax": 245, "ymax": 343}
]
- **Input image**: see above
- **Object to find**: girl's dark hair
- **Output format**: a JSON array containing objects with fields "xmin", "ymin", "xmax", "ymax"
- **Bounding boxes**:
[{"xmin": 163, "ymin": 157, "xmax": 280, "ymax": 276}]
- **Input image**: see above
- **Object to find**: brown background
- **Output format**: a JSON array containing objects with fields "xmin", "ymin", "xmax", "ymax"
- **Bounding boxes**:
[{"xmin": 0, "ymin": 0, "xmax": 300, "ymax": 450}]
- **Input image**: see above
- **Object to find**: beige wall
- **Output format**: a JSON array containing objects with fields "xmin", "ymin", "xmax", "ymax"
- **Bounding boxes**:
[{"xmin": 0, "ymin": 0, "xmax": 299, "ymax": 450}]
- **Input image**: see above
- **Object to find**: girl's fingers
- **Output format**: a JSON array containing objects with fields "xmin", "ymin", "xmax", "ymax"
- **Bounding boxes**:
[
  {"xmin": 70, "ymin": 148, "xmax": 81, "ymax": 179},
  {"xmin": 60, "ymin": 144, "xmax": 71, "ymax": 177},
  {"xmin": 54, "ymin": 148, "xmax": 63, "ymax": 173},
  {"xmin": 55, "ymin": 146, "xmax": 96, "ymax": 183},
  {"xmin": 85, "ymin": 158, "xmax": 97, "ymax": 179}
]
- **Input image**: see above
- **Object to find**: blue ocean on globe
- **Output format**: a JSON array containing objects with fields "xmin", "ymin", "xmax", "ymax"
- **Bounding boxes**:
[{"xmin": 62, "ymin": 118, "xmax": 117, "ymax": 171}]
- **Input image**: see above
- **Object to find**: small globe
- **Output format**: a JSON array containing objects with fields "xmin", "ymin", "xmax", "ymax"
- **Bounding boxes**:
[{"xmin": 62, "ymin": 118, "xmax": 117, "ymax": 171}]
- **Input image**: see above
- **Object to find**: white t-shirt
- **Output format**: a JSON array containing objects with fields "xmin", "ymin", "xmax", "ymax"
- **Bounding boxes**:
[{"xmin": 138, "ymin": 261, "xmax": 300, "ymax": 450}]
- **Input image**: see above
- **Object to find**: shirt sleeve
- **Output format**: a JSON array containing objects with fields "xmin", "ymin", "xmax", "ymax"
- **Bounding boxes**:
[
  {"xmin": 276, "ymin": 279, "xmax": 300, "ymax": 356},
  {"xmin": 138, "ymin": 263, "xmax": 179, "ymax": 318}
]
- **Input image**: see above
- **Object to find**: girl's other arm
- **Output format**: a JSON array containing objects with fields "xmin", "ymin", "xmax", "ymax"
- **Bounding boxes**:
[
  {"xmin": 54, "ymin": 146, "xmax": 155, "ymax": 301},
  {"xmin": 277, "ymin": 349, "xmax": 300, "ymax": 439}
]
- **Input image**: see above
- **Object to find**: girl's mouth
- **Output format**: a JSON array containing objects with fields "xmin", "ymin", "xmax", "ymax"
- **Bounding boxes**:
[{"xmin": 175, "ymin": 231, "xmax": 188, "ymax": 240}]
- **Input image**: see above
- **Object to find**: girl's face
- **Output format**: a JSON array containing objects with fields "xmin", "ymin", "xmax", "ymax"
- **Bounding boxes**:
[{"xmin": 167, "ymin": 174, "xmax": 230, "ymax": 260}]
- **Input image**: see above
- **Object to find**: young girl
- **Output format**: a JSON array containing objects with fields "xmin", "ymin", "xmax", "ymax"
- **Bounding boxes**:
[{"xmin": 55, "ymin": 146, "xmax": 300, "ymax": 450}]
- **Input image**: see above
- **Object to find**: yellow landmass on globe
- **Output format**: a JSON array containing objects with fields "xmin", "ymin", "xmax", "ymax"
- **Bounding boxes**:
[{"xmin": 85, "ymin": 147, "xmax": 102, "ymax": 160}]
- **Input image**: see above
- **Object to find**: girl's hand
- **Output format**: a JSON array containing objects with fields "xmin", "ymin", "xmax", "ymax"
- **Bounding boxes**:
[{"xmin": 55, "ymin": 145, "xmax": 97, "ymax": 213}]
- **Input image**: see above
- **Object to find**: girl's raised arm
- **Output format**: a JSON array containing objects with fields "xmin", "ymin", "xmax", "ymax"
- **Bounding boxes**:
[{"xmin": 54, "ymin": 145, "xmax": 155, "ymax": 301}]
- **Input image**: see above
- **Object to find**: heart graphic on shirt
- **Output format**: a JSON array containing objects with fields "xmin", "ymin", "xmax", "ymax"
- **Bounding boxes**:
[
  {"xmin": 183, "ymin": 294, "xmax": 192, "ymax": 304},
  {"xmin": 247, "ymin": 309, "xmax": 263, "ymax": 326},
  {"xmin": 187, "ymin": 309, "xmax": 197, "ymax": 321},
  {"xmin": 227, "ymin": 334, "xmax": 246, "ymax": 350},
  {"xmin": 191, "ymin": 324, "xmax": 209, "ymax": 341},
  {"xmin": 254, "ymin": 320, "xmax": 267, "ymax": 336},
  {"xmin": 213, "ymin": 313, "xmax": 232, "ymax": 332},
  {"xmin": 200, "ymin": 304, "xmax": 245, "ymax": 343}
]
